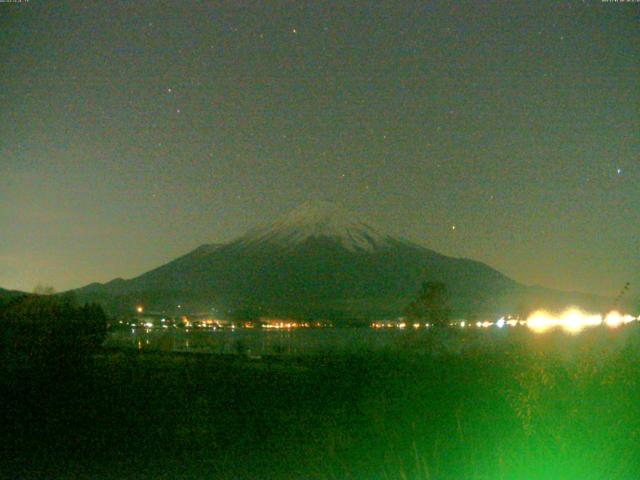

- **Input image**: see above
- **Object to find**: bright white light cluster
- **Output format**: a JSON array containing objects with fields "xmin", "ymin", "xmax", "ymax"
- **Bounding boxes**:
[{"xmin": 526, "ymin": 308, "xmax": 636, "ymax": 334}]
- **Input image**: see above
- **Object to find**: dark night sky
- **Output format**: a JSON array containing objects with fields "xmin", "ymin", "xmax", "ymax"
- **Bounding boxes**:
[{"xmin": 1, "ymin": 0, "xmax": 638, "ymax": 296}]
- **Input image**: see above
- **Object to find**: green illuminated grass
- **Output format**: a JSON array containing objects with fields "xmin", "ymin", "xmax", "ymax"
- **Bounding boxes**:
[{"xmin": 1, "ymin": 326, "xmax": 639, "ymax": 479}]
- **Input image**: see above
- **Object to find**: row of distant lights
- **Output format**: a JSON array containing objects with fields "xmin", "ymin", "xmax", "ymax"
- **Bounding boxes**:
[
  {"xmin": 134, "ymin": 306, "xmax": 636, "ymax": 335},
  {"xmin": 371, "ymin": 320, "xmax": 515, "ymax": 329},
  {"xmin": 134, "ymin": 307, "xmax": 332, "ymax": 330},
  {"xmin": 371, "ymin": 309, "xmax": 638, "ymax": 335}
]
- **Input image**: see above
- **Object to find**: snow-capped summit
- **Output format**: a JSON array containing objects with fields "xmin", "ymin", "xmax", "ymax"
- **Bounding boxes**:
[{"xmin": 239, "ymin": 200, "xmax": 393, "ymax": 252}]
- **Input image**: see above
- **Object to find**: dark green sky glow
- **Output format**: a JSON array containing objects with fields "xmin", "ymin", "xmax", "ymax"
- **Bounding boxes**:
[{"xmin": 1, "ymin": 0, "xmax": 638, "ymax": 295}]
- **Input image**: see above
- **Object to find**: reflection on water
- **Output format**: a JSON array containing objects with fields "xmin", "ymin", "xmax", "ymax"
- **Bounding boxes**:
[
  {"xmin": 107, "ymin": 328, "xmax": 414, "ymax": 356},
  {"xmin": 104, "ymin": 324, "xmax": 640, "ymax": 357}
]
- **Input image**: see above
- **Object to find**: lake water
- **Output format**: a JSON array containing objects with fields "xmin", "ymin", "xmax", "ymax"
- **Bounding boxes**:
[{"xmin": 104, "ymin": 324, "xmax": 639, "ymax": 357}]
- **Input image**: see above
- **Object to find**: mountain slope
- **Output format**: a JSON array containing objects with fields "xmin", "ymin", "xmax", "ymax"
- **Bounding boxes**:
[{"xmin": 75, "ymin": 201, "xmax": 609, "ymax": 319}]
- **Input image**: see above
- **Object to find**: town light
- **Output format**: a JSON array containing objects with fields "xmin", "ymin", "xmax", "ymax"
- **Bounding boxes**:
[
  {"xmin": 526, "ymin": 308, "xmax": 636, "ymax": 334},
  {"xmin": 605, "ymin": 311, "xmax": 635, "ymax": 328}
]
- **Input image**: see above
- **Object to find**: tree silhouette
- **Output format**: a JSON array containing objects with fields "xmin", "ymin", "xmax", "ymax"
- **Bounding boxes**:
[
  {"xmin": 0, "ymin": 293, "xmax": 107, "ymax": 371},
  {"xmin": 32, "ymin": 284, "xmax": 56, "ymax": 296},
  {"xmin": 405, "ymin": 281, "xmax": 451, "ymax": 327}
]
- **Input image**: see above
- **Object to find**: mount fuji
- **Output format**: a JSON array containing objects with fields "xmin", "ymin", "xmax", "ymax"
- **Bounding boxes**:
[
  {"xmin": 238, "ymin": 201, "xmax": 394, "ymax": 252},
  {"xmin": 75, "ymin": 201, "xmax": 608, "ymax": 320}
]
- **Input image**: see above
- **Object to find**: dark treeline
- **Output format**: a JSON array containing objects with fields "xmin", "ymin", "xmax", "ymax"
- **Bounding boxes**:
[{"xmin": 0, "ymin": 293, "xmax": 107, "ymax": 372}]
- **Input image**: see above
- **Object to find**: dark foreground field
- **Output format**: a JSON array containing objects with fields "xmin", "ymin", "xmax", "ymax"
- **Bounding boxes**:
[{"xmin": 1, "ymin": 327, "xmax": 639, "ymax": 480}]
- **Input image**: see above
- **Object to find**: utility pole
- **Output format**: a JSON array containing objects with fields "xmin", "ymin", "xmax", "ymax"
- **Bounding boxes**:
[{"xmin": 611, "ymin": 282, "xmax": 631, "ymax": 311}]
